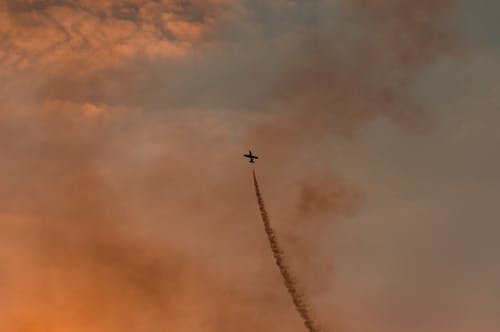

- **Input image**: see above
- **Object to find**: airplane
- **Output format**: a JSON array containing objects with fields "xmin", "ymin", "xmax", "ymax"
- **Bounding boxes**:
[{"xmin": 243, "ymin": 150, "xmax": 258, "ymax": 163}]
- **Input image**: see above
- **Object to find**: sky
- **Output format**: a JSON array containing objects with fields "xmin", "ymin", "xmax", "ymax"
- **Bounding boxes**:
[{"xmin": 0, "ymin": 0, "xmax": 499, "ymax": 331}]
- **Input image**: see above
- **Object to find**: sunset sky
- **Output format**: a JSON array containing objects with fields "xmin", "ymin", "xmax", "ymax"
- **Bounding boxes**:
[{"xmin": 0, "ymin": 1, "xmax": 499, "ymax": 331}]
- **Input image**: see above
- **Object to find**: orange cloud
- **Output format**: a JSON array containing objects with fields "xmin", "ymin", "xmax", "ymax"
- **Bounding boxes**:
[
  {"xmin": 0, "ymin": 1, "xmax": 460, "ymax": 332},
  {"xmin": 0, "ymin": 0, "xmax": 232, "ymax": 74}
]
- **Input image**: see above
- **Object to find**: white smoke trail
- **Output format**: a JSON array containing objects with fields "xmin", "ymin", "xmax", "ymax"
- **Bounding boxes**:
[{"xmin": 252, "ymin": 170, "xmax": 321, "ymax": 332}]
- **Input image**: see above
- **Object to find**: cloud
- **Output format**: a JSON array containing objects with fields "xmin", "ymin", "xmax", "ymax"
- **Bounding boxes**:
[
  {"xmin": 297, "ymin": 174, "xmax": 360, "ymax": 218},
  {"xmin": 0, "ymin": 1, "xmax": 461, "ymax": 331},
  {"xmin": 0, "ymin": 0, "xmax": 232, "ymax": 74}
]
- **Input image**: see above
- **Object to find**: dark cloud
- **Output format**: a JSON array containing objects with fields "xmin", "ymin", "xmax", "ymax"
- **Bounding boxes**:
[{"xmin": 298, "ymin": 174, "xmax": 360, "ymax": 218}]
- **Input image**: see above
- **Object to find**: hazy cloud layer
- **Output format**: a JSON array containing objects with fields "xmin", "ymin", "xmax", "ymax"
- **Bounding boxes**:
[{"xmin": 2, "ymin": 1, "xmax": 497, "ymax": 332}]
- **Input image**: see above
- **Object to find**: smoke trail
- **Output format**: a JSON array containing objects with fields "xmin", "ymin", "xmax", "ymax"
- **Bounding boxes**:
[{"xmin": 252, "ymin": 170, "xmax": 321, "ymax": 332}]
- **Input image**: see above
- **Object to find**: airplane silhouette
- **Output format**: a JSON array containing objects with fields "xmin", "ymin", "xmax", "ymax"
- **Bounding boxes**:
[{"xmin": 243, "ymin": 150, "xmax": 258, "ymax": 163}]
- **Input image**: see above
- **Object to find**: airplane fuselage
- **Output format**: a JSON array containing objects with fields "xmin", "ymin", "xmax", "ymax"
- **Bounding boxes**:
[{"xmin": 244, "ymin": 150, "xmax": 258, "ymax": 163}]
